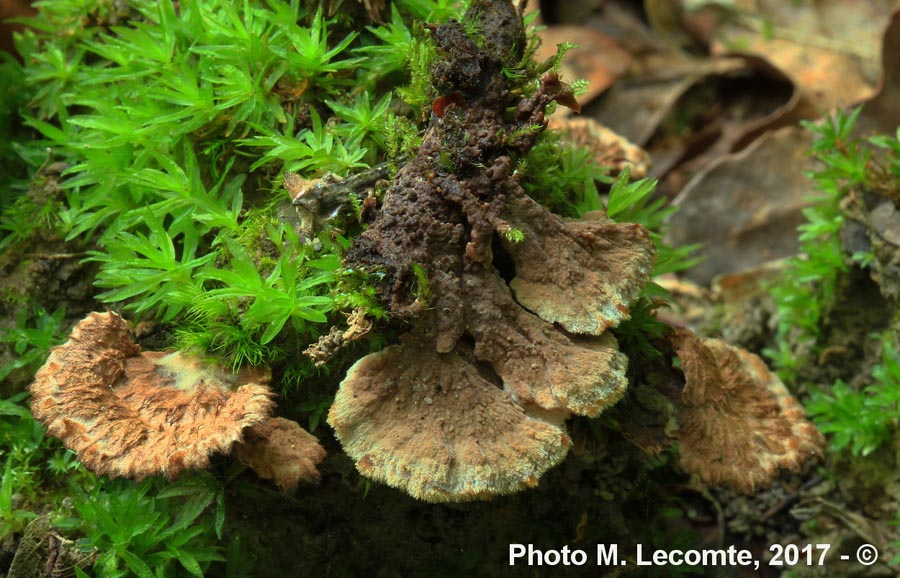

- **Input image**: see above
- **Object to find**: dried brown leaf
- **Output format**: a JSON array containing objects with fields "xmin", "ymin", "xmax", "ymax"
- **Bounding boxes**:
[
  {"xmin": 710, "ymin": 0, "xmax": 891, "ymax": 113},
  {"xmin": 593, "ymin": 57, "xmax": 746, "ymax": 146},
  {"xmin": 666, "ymin": 125, "xmax": 815, "ymax": 285},
  {"xmin": 859, "ymin": 7, "xmax": 900, "ymax": 133},
  {"xmin": 548, "ymin": 117, "xmax": 652, "ymax": 179}
]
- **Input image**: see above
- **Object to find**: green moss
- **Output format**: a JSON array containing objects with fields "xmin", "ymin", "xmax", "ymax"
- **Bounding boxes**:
[
  {"xmin": 766, "ymin": 109, "xmax": 864, "ymax": 379},
  {"xmin": 766, "ymin": 108, "xmax": 900, "ymax": 464},
  {"xmin": 0, "ymin": 2, "xmax": 717, "ymax": 575},
  {"xmin": 2, "ymin": 0, "xmax": 454, "ymax": 370},
  {"xmin": 0, "ymin": 54, "xmax": 32, "ymax": 220},
  {"xmin": 0, "ymin": 3, "xmax": 459, "ymax": 575},
  {"xmin": 517, "ymin": 130, "xmax": 607, "ymax": 216},
  {"xmin": 806, "ymin": 333, "xmax": 900, "ymax": 456},
  {"xmin": 0, "ymin": 305, "xmax": 67, "ymax": 383}
]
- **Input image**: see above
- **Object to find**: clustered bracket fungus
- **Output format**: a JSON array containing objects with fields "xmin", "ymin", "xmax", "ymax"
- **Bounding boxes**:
[
  {"xmin": 30, "ymin": 312, "xmax": 325, "ymax": 490},
  {"xmin": 327, "ymin": 0, "xmax": 656, "ymax": 502},
  {"xmin": 669, "ymin": 327, "xmax": 825, "ymax": 494}
]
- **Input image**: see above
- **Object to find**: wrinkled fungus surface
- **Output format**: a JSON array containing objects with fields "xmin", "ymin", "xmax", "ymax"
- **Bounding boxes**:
[
  {"xmin": 236, "ymin": 417, "xmax": 327, "ymax": 492},
  {"xmin": 670, "ymin": 328, "xmax": 825, "ymax": 494},
  {"xmin": 330, "ymin": 339, "xmax": 572, "ymax": 502},
  {"xmin": 30, "ymin": 312, "xmax": 276, "ymax": 479},
  {"xmin": 328, "ymin": 0, "xmax": 655, "ymax": 501}
]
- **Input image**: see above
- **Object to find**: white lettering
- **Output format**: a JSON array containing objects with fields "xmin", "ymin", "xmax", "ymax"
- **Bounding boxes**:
[
  {"xmin": 634, "ymin": 545, "xmax": 758, "ymax": 567},
  {"xmin": 597, "ymin": 544, "xmax": 619, "ymax": 566},
  {"xmin": 637, "ymin": 544, "xmax": 651, "ymax": 565},
  {"xmin": 509, "ymin": 544, "xmax": 526, "ymax": 565},
  {"xmin": 509, "ymin": 544, "xmax": 589, "ymax": 566}
]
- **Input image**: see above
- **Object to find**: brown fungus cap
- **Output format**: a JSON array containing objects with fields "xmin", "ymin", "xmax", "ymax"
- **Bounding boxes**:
[
  {"xmin": 463, "ymin": 272, "xmax": 628, "ymax": 418},
  {"xmin": 235, "ymin": 417, "xmax": 326, "ymax": 492},
  {"xmin": 327, "ymin": 339, "xmax": 572, "ymax": 502},
  {"xmin": 501, "ymin": 195, "xmax": 655, "ymax": 335},
  {"xmin": 670, "ymin": 328, "xmax": 825, "ymax": 493},
  {"xmin": 29, "ymin": 312, "xmax": 275, "ymax": 480}
]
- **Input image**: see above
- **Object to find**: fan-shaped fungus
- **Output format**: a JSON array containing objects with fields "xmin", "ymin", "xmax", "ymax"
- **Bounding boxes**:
[
  {"xmin": 30, "ymin": 312, "xmax": 324, "ymax": 488},
  {"xmin": 330, "ymin": 339, "xmax": 571, "ymax": 502},
  {"xmin": 670, "ymin": 328, "xmax": 825, "ymax": 493}
]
